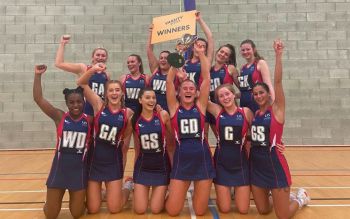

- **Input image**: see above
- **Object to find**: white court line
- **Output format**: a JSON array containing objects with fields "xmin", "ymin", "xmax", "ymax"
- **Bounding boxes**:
[
  {"xmin": 1, "ymin": 204, "xmax": 350, "ymax": 212},
  {"xmin": 186, "ymin": 191, "xmax": 196, "ymax": 219}
]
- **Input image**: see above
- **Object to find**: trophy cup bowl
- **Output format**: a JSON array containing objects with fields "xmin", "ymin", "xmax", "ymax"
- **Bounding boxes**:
[{"xmin": 167, "ymin": 34, "xmax": 198, "ymax": 68}]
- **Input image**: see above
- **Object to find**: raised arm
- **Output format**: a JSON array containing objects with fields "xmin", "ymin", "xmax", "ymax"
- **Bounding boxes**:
[
  {"xmin": 77, "ymin": 63, "xmax": 105, "ymax": 114},
  {"xmin": 55, "ymin": 35, "xmax": 86, "ymax": 75},
  {"xmin": 196, "ymin": 43, "xmax": 210, "ymax": 113},
  {"xmin": 147, "ymin": 24, "xmax": 159, "ymax": 73},
  {"xmin": 33, "ymin": 65, "xmax": 63, "ymax": 125},
  {"xmin": 166, "ymin": 67, "xmax": 180, "ymax": 117},
  {"xmin": 206, "ymin": 101, "xmax": 222, "ymax": 119},
  {"xmin": 196, "ymin": 11, "xmax": 214, "ymax": 65},
  {"xmin": 272, "ymin": 39, "xmax": 285, "ymax": 124}
]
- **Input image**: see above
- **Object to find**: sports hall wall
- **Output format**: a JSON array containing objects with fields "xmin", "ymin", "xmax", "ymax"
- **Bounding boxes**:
[{"xmin": 0, "ymin": 0, "xmax": 349, "ymax": 149}]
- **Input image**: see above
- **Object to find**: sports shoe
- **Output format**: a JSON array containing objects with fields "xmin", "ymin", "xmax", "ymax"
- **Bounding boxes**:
[
  {"xmin": 296, "ymin": 188, "xmax": 310, "ymax": 208},
  {"xmin": 122, "ymin": 176, "xmax": 134, "ymax": 191}
]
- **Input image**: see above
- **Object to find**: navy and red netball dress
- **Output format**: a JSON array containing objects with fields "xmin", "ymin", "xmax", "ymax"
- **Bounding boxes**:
[
  {"xmin": 84, "ymin": 65, "xmax": 109, "ymax": 116},
  {"xmin": 213, "ymin": 107, "xmax": 250, "ymax": 187},
  {"xmin": 47, "ymin": 112, "xmax": 92, "ymax": 190},
  {"xmin": 149, "ymin": 70, "xmax": 168, "ymax": 112},
  {"xmin": 133, "ymin": 112, "xmax": 170, "ymax": 186},
  {"xmin": 184, "ymin": 60, "xmax": 202, "ymax": 87},
  {"xmin": 238, "ymin": 61, "xmax": 263, "ymax": 113},
  {"xmin": 250, "ymin": 106, "xmax": 291, "ymax": 189},
  {"xmin": 123, "ymin": 74, "xmax": 147, "ymax": 112},
  {"xmin": 170, "ymin": 105, "xmax": 215, "ymax": 180},
  {"xmin": 89, "ymin": 106, "xmax": 128, "ymax": 181}
]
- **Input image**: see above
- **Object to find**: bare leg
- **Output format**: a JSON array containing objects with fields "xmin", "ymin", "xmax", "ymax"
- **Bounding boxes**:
[
  {"xmin": 68, "ymin": 189, "xmax": 86, "ymax": 218},
  {"xmin": 251, "ymin": 185, "xmax": 272, "ymax": 215},
  {"xmin": 192, "ymin": 179, "xmax": 212, "ymax": 216},
  {"xmin": 233, "ymin": 185, "xmax": 250, "ymax": 214},
  {"xmin": 150, "ymin": 185, "xmax": 167, "ymax": 214},
  {"xmin": 165, "ymin": 179, "xmax": 191, "ymax": 216},
  {"xmin": 272, "ymin": 187, "xmax": 299, "ymax": 219},
  {"xmin": 44, "ymin": 188, "xmax": 65, "ymax": 219},
  {"xmin": 214, "ymin": 184, "xmax": 232, "ymax": 213},
  {"xmin": 133, "ymin": 183, "xmax": 150, "ymax": 214},
  {"xmin": 86, "ymin": 180, "xmax": 102, "ymax": 214}
]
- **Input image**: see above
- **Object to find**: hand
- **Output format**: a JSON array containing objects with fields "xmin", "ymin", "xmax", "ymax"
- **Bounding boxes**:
[
  {"xmin": 35, "ymin": 64, "xmax": 47, "ymax": 75},
  {"xmin": 93, "ymin": 62, "xmax": 106, "ymax": 73},
  {"xmin": 176, "ymin": 68, "xmax": 187, "ymax": 82},
  {"xmin": 149, "ymin": 24, "xmax": 154, "ymax": 32},
  {"xmin": 193, "ymin": 41, "xmax": 206, "ymax": 55},
  {"xmin": 60, "ymin": 35, "xmax": 71, "ymax": 45},
  {"xmin": 195, "ymin": 11, "xmax": 201, "ymax": 21},
  {"xmin": 155, "ymin": 104, "xmax": 163, "ymax": 112},
  {"xmin": 275, "ymin": 142, "xmax": 286, "ymax": 154},
  {"xmin": 273, "ymin": 39, "xmax": 284, "ymax": 56}
]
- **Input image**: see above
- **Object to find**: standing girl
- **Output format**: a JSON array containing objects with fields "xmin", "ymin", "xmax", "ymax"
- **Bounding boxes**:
[
  {"xmin": 238, "ymin": 39, "xmax": 274, "ymax": 113},
  {"xmin": 33, "ymin": 65, "xmax": 91, "ymax": 219}
]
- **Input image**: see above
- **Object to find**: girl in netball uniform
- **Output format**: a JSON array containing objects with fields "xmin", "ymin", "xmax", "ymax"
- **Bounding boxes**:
[
  {"xmin": 33, "ymin": 65, "xmax": 92, "ymax": 219},
  {"xmin": 120, "ymin": 54, "xmax": 149, "ymax": 113},
  {"xmin": 250, "ymin": 40, "xmax": 310, "ymax": 218},
  {"xmin": 165, "ymin": 41, "xmax": 215, "ymax": 216},
  {"xmin": 206, "ymin": 84, "xmax": 252, "ymax": 214},
  {"xmin": 238, "ymin": 39, "xmax": 274, "ymax": 113},
  {"xmin": 207, "ymin": 44, "xmax": 239, "ymax": 136},
  {"xmin": 182, "ymin": 11, "xmax": 214, "ymax": 86},
  {"xmin": 77, "ymin": 63, "xmax": 134, "ymax": 214},
  {"xmin": 147, "ymin": 24, "xmax": 172, "ymax": 112},
  {"xmin": 131, "ymin": 87, "xmax": 173, "ymax": 214},
  {"xmin": 55, "ymin": 35, "xmax": 110, "ymax": 116}
]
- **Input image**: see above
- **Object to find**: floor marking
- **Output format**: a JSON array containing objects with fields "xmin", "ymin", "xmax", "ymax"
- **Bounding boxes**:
[
  {"xmin": 186, "ymin": 190, "xmax": 196, "ymax": 219},
  {"xmin": 208, "ymin": 199, "xmax": 219, "ymax": 219}
]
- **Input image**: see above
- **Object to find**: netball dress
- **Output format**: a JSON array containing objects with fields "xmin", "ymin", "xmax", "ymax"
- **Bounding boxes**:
[
  {"xmin": 170, "ymin": 105, "xmax": 215, "ymax": 180},
  {"xmin": 133, "ymin": 112, "xmax": 170, "ymax": 186},
  {"xmin": 250, "ymin": 107, "xmax": 291, "ymax": 188},
  {"xmin": 238, "ymin": 61, "xmax": 263, "ymax": 113},
  {"xmin": 47, "ymin": 112, "xmax": 91, "ymax": 190},
  {"xmin": 89, "ymin": 107, "xmax": 127, "ymax": 181},
  {"xmin": 213, "ymin": 108, "xmax": 250, "ymax": 186}
]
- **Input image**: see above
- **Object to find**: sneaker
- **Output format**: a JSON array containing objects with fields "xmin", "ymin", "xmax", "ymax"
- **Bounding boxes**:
[
  {"xmin": 122, "ymin": 176, "xmax": 134, "ymax": 191},
  {"xmin": 296, "ymin": 188, "xmax": 310, "ymax": 208}
]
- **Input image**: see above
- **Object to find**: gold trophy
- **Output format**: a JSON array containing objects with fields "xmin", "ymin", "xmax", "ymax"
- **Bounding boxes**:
[{"xmin": 167, "ymin": 33, "xmax": 198, "ymax": 68}]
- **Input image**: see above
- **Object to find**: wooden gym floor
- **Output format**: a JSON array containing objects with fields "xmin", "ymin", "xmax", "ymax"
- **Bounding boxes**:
[{"xmin": 0, "ymin": 146, "xmax": 349, "ymax": 219}]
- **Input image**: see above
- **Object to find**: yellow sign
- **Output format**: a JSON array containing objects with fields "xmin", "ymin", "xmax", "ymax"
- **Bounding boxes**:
[{"xmin": 151, "ymin": 10, "xmax": 197, "ymax": 44}]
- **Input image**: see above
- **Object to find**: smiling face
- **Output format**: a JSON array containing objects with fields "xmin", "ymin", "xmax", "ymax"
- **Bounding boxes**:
[
  {"xmin": 127, "ymin": 55, "xmax": 141, "ymax": 74},
  {"xmin": 139, "ymin": 90, "xmax": 157, "ymax": 112},
  {"xmin": 66, "ymin": 93, "xmax": 84, "ymax": 118},
  {"xmin": 240, "ymin": 43, "xmax": 255, "ymax": 61},
  {"xmin": 178, "ymin": 80, "xmax": 197, "ymax": 105},
  {"xmin": 92, "ymin": 48, "xmax": 108, "ymax": 64},
  {"xmin": 105, "ymin": 82, "xmax": 123, "ymax": 106},
  {"xmin": 216, "ymin": 46, "xmax": 232, "ymax": 64},
  {"xmin": 252, "ymin": 84, "xmax": 270, "ymax": 107},
  {"xmin": 158, "ymin": 51, "xmax": 170, "ymax": 72},
  {"xmin": 216, "ymin": 86, "xmax": 236, "ymax": 109}
]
